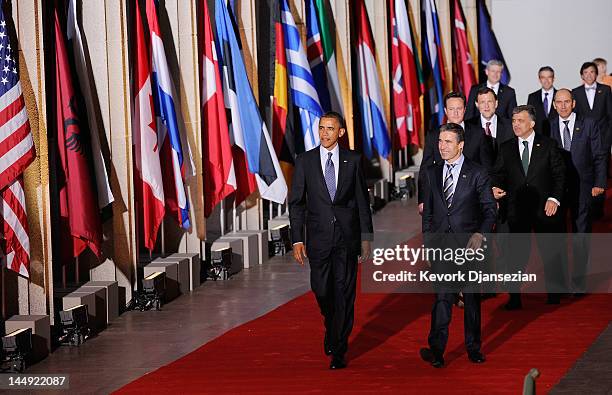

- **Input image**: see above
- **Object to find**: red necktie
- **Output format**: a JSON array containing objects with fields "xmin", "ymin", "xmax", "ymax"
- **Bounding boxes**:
[{"xmin": 485, "ymin": 122, "xmax": 492, "ymax": 136}]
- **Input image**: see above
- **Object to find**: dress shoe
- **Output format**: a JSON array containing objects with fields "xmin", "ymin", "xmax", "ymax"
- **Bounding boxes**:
[
  {"xmin": 329, "ymin": 355, "xmax": 347, "ymax": 370},
  {"xmin": 546, "ymin": 294, "xmax": 560, "ymax": 305},
  {"xmin": 420, "ymin": 348, "xmax": 444, "ymax": 368},
  {"xmin": 468, "ymin": 351, "xmax": 486, "ymax": 363},
  {"xmin": 324, "ymin": 333, "xmax": 332, "ymax": 356}
]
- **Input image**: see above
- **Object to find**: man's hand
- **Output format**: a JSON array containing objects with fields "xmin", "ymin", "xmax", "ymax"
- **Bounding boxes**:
[
  {"xmin": 466, "ymin": 233, "xmax": 485, "ymax": 251},
  {"xmin": 592, "ymin": 187, "xmax": 605, "ymax": 197},
  {"xmin": 293, "ymin": 242, "xmax": 307, "ymax": 265},
  {"xmin": 359, "ymin": 241, "xmax": 372, "ymax": 263},
  {"xmin": 544, "ymin": 200, "xmax": 559, "ymax": 217},
  {"xmin": 418, "ymin": 203, "xmax": 424, "ymax": 215},
  {"xmin": 492, "ymin": 187, "xmax": 506, "ymax": 200}
]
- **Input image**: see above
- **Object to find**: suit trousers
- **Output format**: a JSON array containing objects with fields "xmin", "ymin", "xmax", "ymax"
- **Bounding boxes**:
[
  {"xmin": 428, "ymin": 292, "xmax": 482, "ymax": 356},
  {"xmin": 309, "ymin": 223, "xmax": 358, "ymax": 357}
]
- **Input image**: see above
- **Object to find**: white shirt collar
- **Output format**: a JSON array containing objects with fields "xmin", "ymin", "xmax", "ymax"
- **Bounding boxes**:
[
  {"xmin": 559, "ymin": 112, "xmax": 576, "ymax": 123},
  {"xmin": 480, "ymin": 113, "xmax": 497, "ymax": 126},
  {"xmin": 320, "ymin": 143, "xmax": 339, "ymax": 158},
  {"xmin": 519, "ymin": 130, "xmax": 536, "ymax": 145},
  {"xmin": 445, "ymin": 154, "xmax": 465, "ymax": 168},
  {"xmin": 487, "ymin": 81, "xmax": 500, "ymax": 91},
  {"xmin": 585, "ymin": 83, "xmax": 597, "ymax": 90}
]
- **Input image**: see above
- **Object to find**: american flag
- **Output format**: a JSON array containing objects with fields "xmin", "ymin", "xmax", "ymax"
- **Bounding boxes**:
[{"xmin": 0, "ymin": 9, "xmax": 35, "ymax": 278}]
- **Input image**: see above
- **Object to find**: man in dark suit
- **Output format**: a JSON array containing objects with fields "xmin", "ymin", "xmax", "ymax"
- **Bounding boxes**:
[
  {"xmin": 550, "ymin": 89, "xmax": 606, "ymax": 294},
  {"xmin": 527, "ymin": 66, "xmax": 558, "ymax": 136},
  {"xmin": 418, "ymin": 92, "xmax": 494, "ymax": 213},
  {"xmin": 466, "ymin": 59, "xmax": 517, "ymax": 120},
  {"xmin": 469, "ymin": 86, "xmax": 514, "ymax": 155},
  {"xmin": 572, "ymin": 61, "xmax": 612, "ymax": 150},
  {"xmin": 491, "ymin": 105, "xmax": 566, "ymax": 309},
  {"xmin": 289, "ymin": 111, "xmax": 373, "ymax": 370},
  {"xmin": 419, "ymin": 123, "xmax": 497, "ymax": 368}
]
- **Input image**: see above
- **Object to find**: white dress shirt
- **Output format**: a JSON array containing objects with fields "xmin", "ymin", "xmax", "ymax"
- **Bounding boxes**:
[
  {"xmin": 443, "ymin": 154, "xmax": 465, "ymax": 200},
  {"xmin": 558, "ymin": 112, "xmax": 577, "ymax": 146},
  {"xmin": 541, "ymin": 88, "xmax": 554, "ymax": 114},
  {"xmin": 584, "ymin": 83, "xmax": 597, "ymax": 109},
  {"xmin": 320, "ymin": 143, "xmax": 339, "ymax": 185},
  {"xmin": 518, "ymin": 130, "xmax": 560, "ymax": 206},
  {"xmin": 487, "ymin": 82, "xmax": 500, "ymax": 95},
  {"xmin": 480, "ymin": 114, "xmax": 498, "ymax": 139}
]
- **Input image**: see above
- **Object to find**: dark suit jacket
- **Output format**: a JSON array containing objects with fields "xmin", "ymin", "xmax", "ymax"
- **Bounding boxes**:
[
  {"xmin": 289, "ymin": 146, "xmax": 373, "ymax": 258},
  {"xmin": 549, "ymin": 114, "xmax": 607, "ymax": 197},
  {"xmin": 465, "ymin": 116, "xmax": 513, "ymax": 160},
  {"xmin": 418, "ymin": 122, "xmax": 494, "ymax": 203},
  {"xmin": 572, "ymin": 83, "xmax": 612, "ymax": 147},
  {"xmin": 527, "ymin": 88, "xmax": 558, "ymax": 136},
  {"xmin": 422, "ymin": 158, "xmax": 496, "ymax": 236},
  {"xmin": 491, "ymin": 133, "xmax": 565, "ymax": 230},
  {"xmin": 466, "ymin": 83, "xmax": 517, "ymax": 120}
]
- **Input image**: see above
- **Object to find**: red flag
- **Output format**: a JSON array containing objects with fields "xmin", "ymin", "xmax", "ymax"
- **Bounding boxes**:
[
  {"xmin": 452, "ymin": 0, "xmax": 476, "ymax": 98},
  {"xmin": 391, "ymin": 0, "xmax": 422, "ymax": 148},
  {"xmin": 55, "ymin": 9, "xmax": 102, "ymax": 258},
  {"xmin": 133, "ymin": 0, "xmax": 165, "ymax": 250},
  {"xmin": 201, "ymin": 0, "xmax": 235, "ymax": 217}
]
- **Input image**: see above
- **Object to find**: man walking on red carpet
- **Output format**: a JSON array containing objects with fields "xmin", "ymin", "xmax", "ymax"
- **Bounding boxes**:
[
  {"xmin": 420, "ymin": 123, "xmax": 497, "ymax": 368},
  {"xmin": 289, "ymin": 111, "xmax": 373, "ymax": 370}
]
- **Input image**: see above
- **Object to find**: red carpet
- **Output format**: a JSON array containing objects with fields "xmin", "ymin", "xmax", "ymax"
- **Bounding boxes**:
[
  {"xmin": 117, "ymin": 187, "xmax": 612, "ymax": 394},
  {"xmin": 116, "ymin": 290, "xmax": 612, "ymax": 394}
]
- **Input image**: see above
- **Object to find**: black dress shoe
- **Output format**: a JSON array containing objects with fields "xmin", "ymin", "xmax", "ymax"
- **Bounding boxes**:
[
  {"xmin": 324, "ymin": 334, "xmax": 332, "ymax": 356},
  {"xmin": 468, "ymin": 351, "xmax": 486, "ymax": 363},
  {"xmin": 329, "ymin": 355, "xmax": 347, "ymax": 370},
  {"xmin": 419, "ymin": 348, "xmax": 444, "ymax": 368},
  {"xmin": 546, "ymin": 294, "xmax": 560, "ymax": 305}
]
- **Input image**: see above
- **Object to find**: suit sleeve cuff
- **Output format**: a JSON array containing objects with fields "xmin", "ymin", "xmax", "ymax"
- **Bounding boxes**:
[
  {"xmin": 361, "ymin": 233, "xmax": 374, "ymax": 241},
  {"xmin": 547, "ymin": 197, "xmax": 561, "ymax": 206}
]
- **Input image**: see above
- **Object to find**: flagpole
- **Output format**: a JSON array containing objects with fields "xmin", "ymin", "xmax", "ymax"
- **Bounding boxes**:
[
  {"xmin": 161, "ymin": 220, "xmax": 165, "ymax": 256},
  {"xmin": 269, "ymin": 200, "xmax": 273, "ymax": 221},
  {"xmin": 220, "ymin": 199, "xmax": 226, "ymax": 236},
  {"xmin": 1, "ymin": 260, "xmax": 5, "ymax": 320},
  {"xmin": 75, "ymin": 255, "xmax": 80, "ymax": 285},
  {"xmin": 232, "ymin": 200, "xmax": 237, "ymax": 232}
]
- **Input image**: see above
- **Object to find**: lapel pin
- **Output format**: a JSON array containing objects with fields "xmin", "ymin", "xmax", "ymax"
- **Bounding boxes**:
[
  {"xmin": 536, "ymin": 143, "xmax": 541, "ymax": 147},
  {"xmin": 598, "ymin": 90, "xmax": 602, "ymax": 94},
  {"xmin": 462, "ymin": 174, "xmax": 467, "ymax": 178},
  {"xmin": 343, "ymin": 160, "xmax": 348, "ymax": 163},
  {"xmin": 575, "ymin": 127, "xmax": 580, "ymax": 132}
]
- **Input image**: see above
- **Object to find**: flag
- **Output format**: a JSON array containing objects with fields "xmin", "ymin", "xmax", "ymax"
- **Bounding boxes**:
[
  {"xmin": 281, "ymin": 0, "xmax": 322, "ymax": 152},
  {"xmin": 451, "ymin": 0, "xmax": 476, "ymax": 100},
  {"xmin": 146, "ymin": 0, "xmax": 191, "ymax": 229},
  {"xmin": 0, "ymin": 8, "xmax": 36, "ymax": 277},
  {"xmin": 215, "ymin": 0, "xmax": 287, "ymax": 204},
  {"xmin": 421, "ymin": 0, "xmax": 446, "ymax": 128},
  {"xmin": 201, "ymin": 0, "xmax": 235, "ymax": 217},
  {"xmin": 477, "ymin": 0, "xmax": 510, "ymax": 84},
  {"xmin": 133, "ymin": 0, "xmax": 165, "ymax": 251},
  {"xmin": 66, "ymin": 0, "xmax": 114, "ymax": 211},
  {"xmin": 390, "ymin": 0, "xmax": 421, "ymax": 149},
  {"xmin": 306, "ymin": 0, "xmax": 343, "ymax": 115},
  {"xmin": 355, "ymin": 0, "xmax": 390, "ymax": 159},
  {"xmin": 55, "ymin": 8, "xmax": 102, "ymax": 258},
  {"xmin": 270, "ymin": 0, "xmax": 296, "ymax": 166}
]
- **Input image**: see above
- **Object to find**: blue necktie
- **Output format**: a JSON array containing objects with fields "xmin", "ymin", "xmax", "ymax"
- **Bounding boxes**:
[
  {"xmin": 324, "ymin": 152, "xmax": 336, "ymax": 201},
  {"xmin": 543, "ymin": 92, "xmax": 549, "ymax": 117},
  {"xmin": 562, "ymin": 120, "xmax": 571, "ymax": 151}
]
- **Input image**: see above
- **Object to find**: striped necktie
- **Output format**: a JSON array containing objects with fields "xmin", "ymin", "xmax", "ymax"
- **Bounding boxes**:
[{"xmin": 443, "ymin": 163, "xmax": 456, "ymax": 208}]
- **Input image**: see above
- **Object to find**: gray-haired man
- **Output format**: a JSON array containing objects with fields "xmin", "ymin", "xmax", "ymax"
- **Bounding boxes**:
[{"xmin": 466, "ymin": 60, "xmax": 517, "ymax": 120}]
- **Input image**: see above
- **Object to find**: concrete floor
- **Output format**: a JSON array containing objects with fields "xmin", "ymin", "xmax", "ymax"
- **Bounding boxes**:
[{"xmin": 4, "ymin": 198, "xmax": 610, "ymax": 394}]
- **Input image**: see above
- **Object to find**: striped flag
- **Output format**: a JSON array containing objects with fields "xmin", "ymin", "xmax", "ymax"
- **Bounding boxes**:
[
  {"xmin": 451, "ymin": 0, "xmax": 476, "ymax": 99},
  {"xmin": 306, "ymin": 0, "xmax": 343, "ymax": 115},
  {"xmin": 133, "ymin": 0, "xmax": 165, "ymax": 251},
  {"xmin": 391, "ymin": 0, "xmax": 422, "ymax": 149},
  {"xmin": 0, "ymin": 7, "xmax": 35, "ymax": 277},
  {"xmin": 201, "ymin": 0, "xmax": 235, "ymax": 217},
  {"xmin": 421, "ymin": 0, "xmax": 446, "ymax": 127},
  {"xmin": 355, "ymin": 0, "xmax": 390, "ymax": 159},
  {"xmin": 146, "ymin": 0, "xmax": 191, "ymax": 229},
  {"xmin": 215, "ymin": 0, "xmax": 287, "ymax": 204},
  {"xmin": 66, "ymin": 0, "xmax": 114, "ymax": 211},
  {"xmin": 281, "ymin": 0, "xmax": 322, "ymax": 152}
]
